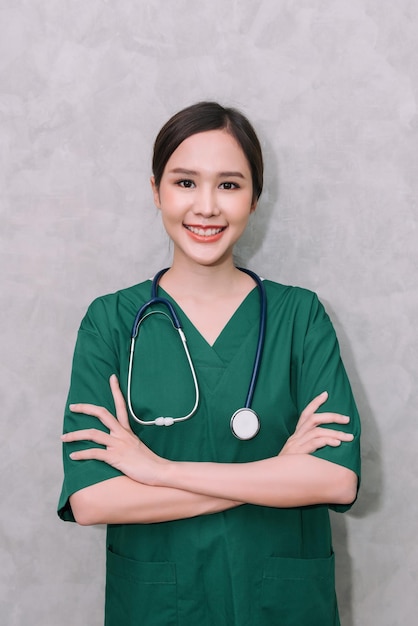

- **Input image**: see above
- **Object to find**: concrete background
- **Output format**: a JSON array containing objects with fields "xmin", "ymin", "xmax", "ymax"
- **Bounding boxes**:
[{"xmin": 1, "ymin": 0, "xmax": 417, "ymax": 624}]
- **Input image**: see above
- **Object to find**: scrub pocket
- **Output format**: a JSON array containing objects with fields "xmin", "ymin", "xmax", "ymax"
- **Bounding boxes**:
[
  {"xmin": 105, "ymin": 547, "xmax": 178, "ymax": 626},
  {"xmin": 260, "ymin": 552, "xmax": 339, "ymax": 626}
]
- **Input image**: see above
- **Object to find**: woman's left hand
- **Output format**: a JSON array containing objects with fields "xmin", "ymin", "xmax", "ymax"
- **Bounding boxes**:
[
  {"xmin": 278, "ymin": 392, "xmax": 354, "ymax": 456},
  {"xmin": 61, "ymin": 375, "xmax": 168, "ymax": 485}
]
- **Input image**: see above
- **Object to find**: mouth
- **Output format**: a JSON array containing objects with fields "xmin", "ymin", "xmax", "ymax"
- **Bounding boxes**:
[{"xmin": 184, "ymin": 225, "xmax": 226, "ymax": 237}]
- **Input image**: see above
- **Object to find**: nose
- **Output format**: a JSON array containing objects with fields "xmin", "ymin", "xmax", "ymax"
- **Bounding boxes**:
[{"xmin": 193, "ymin": 186, "xmax": 220, "ymax": 217}]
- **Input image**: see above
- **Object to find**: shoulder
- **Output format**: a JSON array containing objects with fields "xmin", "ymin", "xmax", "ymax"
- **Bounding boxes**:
[
  {"xmin": 263, "ymin": 278, "xmax": 322, "ymax": 310},
  {"xmin": 80, "ymin": 279, "xmax": 151, "ymax": 333},
  {"xmin": 263, "ymin": 279, "xmax": 331, "ymax": 330},
  {"xmin": 263, "ymin": 279, "xmax": 314, "ymax": 301}
]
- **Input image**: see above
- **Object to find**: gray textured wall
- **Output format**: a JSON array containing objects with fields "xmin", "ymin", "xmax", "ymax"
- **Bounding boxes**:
[{"xmin": 1, "ymin": 1, "xmax": 417, "ymax": 624}]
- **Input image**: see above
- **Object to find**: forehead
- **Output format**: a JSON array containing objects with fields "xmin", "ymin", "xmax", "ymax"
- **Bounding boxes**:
[{"xmin": 165, "ymin": 129, "xmax": 251, "ymax": 173}]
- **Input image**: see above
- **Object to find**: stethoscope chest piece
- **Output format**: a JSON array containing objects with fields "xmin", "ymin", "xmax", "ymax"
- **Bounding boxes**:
[{"xmin": 230, "ymin": 408, "xmax": 260, "ymax": 440}]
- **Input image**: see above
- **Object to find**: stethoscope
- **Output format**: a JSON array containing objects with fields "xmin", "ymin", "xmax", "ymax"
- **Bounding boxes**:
[{"xmin": 127, "ymin": 267, "xmax": 267, "ymax": 440}]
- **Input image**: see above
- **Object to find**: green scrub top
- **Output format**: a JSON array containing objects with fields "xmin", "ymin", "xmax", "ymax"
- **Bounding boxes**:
[{"xmin": 58, "ymin": 279, "xmax": 361, "ymax": 626}]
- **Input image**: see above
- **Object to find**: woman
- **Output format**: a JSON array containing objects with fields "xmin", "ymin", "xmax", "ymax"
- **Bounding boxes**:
[{"xmin": 58, "ymin": 102, "xmax": 361, "ymax": 625}]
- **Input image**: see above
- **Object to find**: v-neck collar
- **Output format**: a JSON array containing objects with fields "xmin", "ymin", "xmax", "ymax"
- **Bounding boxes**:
[{"xmin": 150, "ymin": 281, "xmax": 261, "ymax": 358}]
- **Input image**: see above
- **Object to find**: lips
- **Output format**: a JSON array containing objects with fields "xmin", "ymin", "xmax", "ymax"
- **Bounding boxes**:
[{"xmin": 184, "ymin": 225, "xmax": 226, "ymax": 237}]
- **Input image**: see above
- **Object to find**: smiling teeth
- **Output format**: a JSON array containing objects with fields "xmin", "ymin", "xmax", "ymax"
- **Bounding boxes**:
[{"xmin": 186, "ymin": 226, "xmax": 224, "ymax": 236}]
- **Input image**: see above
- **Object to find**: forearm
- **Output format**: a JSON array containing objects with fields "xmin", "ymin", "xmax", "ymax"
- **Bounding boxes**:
[
  {"xmin": 69, "ymin": 475, "xmax": 242, "ymax": 526},
  {"xmin": 158, "ymin": 454, "xmax": 358, "ymax": 508}
]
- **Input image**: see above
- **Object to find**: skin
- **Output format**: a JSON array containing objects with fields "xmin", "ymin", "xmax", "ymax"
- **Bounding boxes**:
[
  {"xmin": 151, "ymin": 129, "xmax": 259, "ymax": 344},
  {"xmin": 151, "ymin": 129, "xmax": 256, "ymax": 272},
  {"xmin": 63, "ymin": 129, "xmax": 358, "ymax": 525}
]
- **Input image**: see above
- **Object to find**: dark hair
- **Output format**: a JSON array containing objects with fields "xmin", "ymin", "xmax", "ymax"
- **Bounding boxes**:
[{"xmin": 152, "ymin": 102, "xmax": 263, "ymax": 202}]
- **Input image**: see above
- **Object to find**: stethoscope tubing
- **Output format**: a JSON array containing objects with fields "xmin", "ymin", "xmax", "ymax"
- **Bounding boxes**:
[
  {"xmin": 131, "ymin": 296, "xmax": 182, "ymax": 337},
  {"xmin": 127, "ymin": 306, "xmax": 199, "ymax": 426},
  {"xmin": 127, "ymin": 267, "xmax": 266, "ymax": 433},
  {"xmin": 236, "ymin": 268, "xmax": 267, "ymax": 409}
]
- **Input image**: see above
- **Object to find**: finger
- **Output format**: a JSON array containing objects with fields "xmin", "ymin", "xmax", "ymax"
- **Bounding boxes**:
[
  {"xmin": 311, "ymin": 427, "xmax": 354, "ymax": 442},
  {"xmin": 109, "ymin": 375, "xmax": 130, "ymax": 429},
  {"xmin": 298, "ymin": 429, "xmax": 354, "ymax": 453},
  {"xmin": 307, "ymin": 435, "xmax": 347, "ymax": 451},
  {"xmin": 292, "ymin": 430, "xmax": 354, "ymax": 454},
  {"xmin": 69, "ymin": 403, "xmax": 120, "ymax": 432},
  {"xmin": 299, "ymin": 411, "xmax": 351, "ymax": 430},
  {"xmin": 317, "ymin": 412, "xmax": 350, "ymax": 424},
  {"xmin": 294, "ymin": 426, "xmax": 354, "ymax": 446},
  {"xmin": 69, "ymin": 447, "xmax": 109, "ymax": 462},
  {"xmin": 302, "ymin": 438, "xmax": 342, "ymax": 453},
  {"xmin": 299, "ymin": 391, "xmax": 328, "ymax": 425},
  {"xmin": 61, "ymin": 428, "xmax": 110, "ymax": 446}
]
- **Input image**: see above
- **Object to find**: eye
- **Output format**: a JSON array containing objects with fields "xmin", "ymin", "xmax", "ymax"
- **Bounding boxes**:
[
  {"xmin": 219, "ymin": 181, "xmax": 239, "ymax": 190},
  {"xmin": 176, "ymin": 179, "xmax": 195, "ymax": 188}
]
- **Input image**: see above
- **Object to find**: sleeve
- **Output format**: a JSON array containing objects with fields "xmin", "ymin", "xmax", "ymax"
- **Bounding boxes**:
[
  {"xmin": 296, "ymin": 294, "xmax": 361, "ymax": 513},
  {"xmin": 57, "ymin": 299, "xmax": 124, "ymax": 522}
]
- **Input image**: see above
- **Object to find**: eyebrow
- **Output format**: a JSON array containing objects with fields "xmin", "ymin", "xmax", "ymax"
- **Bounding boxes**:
[
  {"xmin": 219, "ymin": 171, "xmax": 245, "ymax": 179},
  {"xmin": 168, "ymin": 168, "xmax": 245, "ymax": 179}
]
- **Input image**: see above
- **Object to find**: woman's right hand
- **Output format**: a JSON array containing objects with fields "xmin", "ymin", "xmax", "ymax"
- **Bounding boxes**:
[{"xmin": 279, "ymin": 392, "xmax": 354, "ymax": 456}]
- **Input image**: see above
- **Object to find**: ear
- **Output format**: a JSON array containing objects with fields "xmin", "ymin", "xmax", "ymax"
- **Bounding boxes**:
[
  {"xmin": 250, "ymin": 199, "xmax": 257, "ymax": 214},
  {"xmin": 150, "ymin": 176, "xmax": 161, "ymax": 209}
]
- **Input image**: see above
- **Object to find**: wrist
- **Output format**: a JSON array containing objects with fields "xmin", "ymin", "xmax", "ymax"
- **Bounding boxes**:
[{"xmin": 154, "ymin": 458, "xmax": 177, "ymax": 488}]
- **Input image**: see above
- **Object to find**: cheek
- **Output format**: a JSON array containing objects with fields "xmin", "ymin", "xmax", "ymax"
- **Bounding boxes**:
[
  {"xmin": 159, "ymin": 186, "xmax": 183, "ymax": 209},
  {"xmin": 230, "ymin": 196, "xmax": 255, "ymax": 221},
  {"xmin": 157, "ymin": 190, "xmax": 176, "ymax": 218},
  {"xmin": 158, "ymin": 194, "xmax": 184, "ymax": 231}
]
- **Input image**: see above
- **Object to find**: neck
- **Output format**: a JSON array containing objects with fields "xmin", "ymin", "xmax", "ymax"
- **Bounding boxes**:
[{"xmin": 159, "ymin": 257, "xmax": 245, "ymax": 299}]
